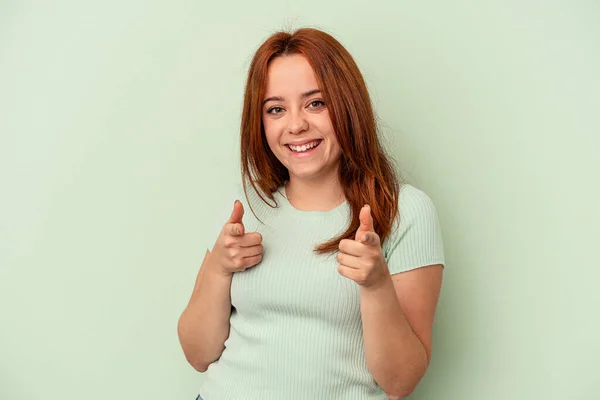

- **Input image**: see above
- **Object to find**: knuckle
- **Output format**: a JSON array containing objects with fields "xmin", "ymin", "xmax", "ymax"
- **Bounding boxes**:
[
  {"xmin": 233, "ymin": 224, "xmax": 242, "ymax": 236},
  {"xmin": 252, "ymin": 235, "xmax": 262, "ymax": 246}
]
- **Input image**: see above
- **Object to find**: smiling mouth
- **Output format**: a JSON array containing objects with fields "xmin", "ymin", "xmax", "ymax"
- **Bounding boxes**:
[{"xmin": 287, "ymin": 139, "xmax": 322, "ymax": 153}]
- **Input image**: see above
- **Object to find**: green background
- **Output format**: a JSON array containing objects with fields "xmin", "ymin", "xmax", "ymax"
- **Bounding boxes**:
[{"xmin": 2, "ymin": 1, "xmax": 599, "ymax": 399}]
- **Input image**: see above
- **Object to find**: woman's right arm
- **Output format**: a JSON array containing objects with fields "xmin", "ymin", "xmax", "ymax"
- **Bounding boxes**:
[
  {"xmin": 177, "ymin": 200, "xmax": 263, "ymax": 372},
  {"xmin": 177, "ymin": 250, "xmax": 234, "ymax": 372}
]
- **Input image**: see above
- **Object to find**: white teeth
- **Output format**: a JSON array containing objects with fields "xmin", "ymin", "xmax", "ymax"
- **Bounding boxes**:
[{"xmin": 289, "ymin": 140, "xmax": 319, "ymax": 152}]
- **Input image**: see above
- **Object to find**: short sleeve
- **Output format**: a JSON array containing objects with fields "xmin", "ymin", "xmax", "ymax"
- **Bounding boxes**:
[{"xmin": 382, "ymin": 185, "xmax": 446, "ymax": 275}]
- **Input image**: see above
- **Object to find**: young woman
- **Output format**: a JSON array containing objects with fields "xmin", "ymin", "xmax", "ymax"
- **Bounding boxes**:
[{"xmin": 178, "ymin": 28, "xmax": 445, "ymax": 400}]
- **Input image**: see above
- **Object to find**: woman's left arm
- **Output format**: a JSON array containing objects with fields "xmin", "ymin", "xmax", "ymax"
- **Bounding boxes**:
[
  {"xmin": 359, "ymin": 263, "xmax": 443, "ymax": 399},
  {"xmin": 337, "ymin": 204, "xmax": 443, "ymax": 399}
]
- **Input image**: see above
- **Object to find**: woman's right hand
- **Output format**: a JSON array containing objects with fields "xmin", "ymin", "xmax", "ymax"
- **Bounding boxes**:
[{"xmin": 209, "ymin": 200, "xmax": 263, "ymax": 276}]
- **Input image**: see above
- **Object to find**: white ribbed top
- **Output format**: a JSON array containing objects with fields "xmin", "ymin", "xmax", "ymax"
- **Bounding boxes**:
[{"xmin": 199, "ymin": 183, "xmax": 445, "ymax": 399}]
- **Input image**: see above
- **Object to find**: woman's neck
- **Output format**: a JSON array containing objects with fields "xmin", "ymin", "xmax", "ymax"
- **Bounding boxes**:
[{"xmin": 284, "ymin": 177, "xmax": 345, "ymax": 212}]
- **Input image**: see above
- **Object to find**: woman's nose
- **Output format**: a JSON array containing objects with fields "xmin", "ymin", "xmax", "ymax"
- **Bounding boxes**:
[{"xmin": 287, "ymin": 111, "xmax": 309, "ymax": 134}]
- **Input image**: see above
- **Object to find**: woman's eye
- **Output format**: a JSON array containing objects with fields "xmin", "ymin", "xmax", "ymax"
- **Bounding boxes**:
[
  {"xmin": 308, "ymin": 100, "xmax": 325, "ymax": 108},
  {"xmin": 267, "ymin": 107, "xmax": 284, "ymax": 114}
]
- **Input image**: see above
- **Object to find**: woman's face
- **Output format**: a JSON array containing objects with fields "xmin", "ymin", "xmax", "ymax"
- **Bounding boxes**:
[{"xmin": 262, "ymin": 54, "xmax": 342, "ymax": 184}]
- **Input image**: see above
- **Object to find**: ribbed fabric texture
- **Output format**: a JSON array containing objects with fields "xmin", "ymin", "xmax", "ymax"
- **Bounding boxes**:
[{"xmin": 199, "ymin": 183, "xmax": 445, "ymax": 400}]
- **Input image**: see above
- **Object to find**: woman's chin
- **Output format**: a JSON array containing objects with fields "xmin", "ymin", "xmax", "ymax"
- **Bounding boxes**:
[{"xmin": 288, "ymin": 166, "xmax": 330, "ymax": 181}]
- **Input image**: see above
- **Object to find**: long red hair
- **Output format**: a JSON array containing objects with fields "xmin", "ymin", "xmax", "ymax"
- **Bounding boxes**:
[{"xmin": 240, "ymin": 28, "xmax": 401, "ymax": 254}]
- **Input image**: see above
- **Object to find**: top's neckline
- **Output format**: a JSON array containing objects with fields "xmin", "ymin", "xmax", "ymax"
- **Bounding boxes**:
[{"xmin": 275, "ymin": 185, "xmax": 349, "ymax": 219}]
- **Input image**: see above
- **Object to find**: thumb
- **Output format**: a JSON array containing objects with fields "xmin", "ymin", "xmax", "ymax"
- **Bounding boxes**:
[
  {"xmin": 225, "ymin": 200, "xmax": 244, "ymax": 236},
  {"xmin": 227, "ymin": 200, "xmax": 245, "ymax": 236},
  {"xmin": 228, "ymin": 200, "xmax": 244, "ymax": 224},
  {"xmin": 355, "ymin": 204, "xmax": 375, "ymax": 242}
]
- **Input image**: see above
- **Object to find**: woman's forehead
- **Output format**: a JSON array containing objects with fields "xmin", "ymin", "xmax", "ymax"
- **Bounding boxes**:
[{"xmin": 265, "ymin": 55, "xmax": 319, "ymax": 96}]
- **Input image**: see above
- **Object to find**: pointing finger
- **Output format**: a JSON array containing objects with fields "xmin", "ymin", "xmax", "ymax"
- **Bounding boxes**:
[{"xmin": 360, "ymin": 231, "xmax": 380, "ymax": 246}]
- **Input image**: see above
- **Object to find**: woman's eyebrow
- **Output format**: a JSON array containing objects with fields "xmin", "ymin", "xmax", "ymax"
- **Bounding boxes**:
[
  {"xmin": 263, "ymin": 95, "xmax": 283, "ymax": 105},
  {"xmin": 300, "ymin": 89, "xmax": 321, "ymax": 99},
  {"xmin": 263, "ymin": 89, "xmax": 321, "ymax": 105}
]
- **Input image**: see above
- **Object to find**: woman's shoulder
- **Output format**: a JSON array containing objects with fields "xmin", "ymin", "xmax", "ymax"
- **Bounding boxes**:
[
  {"xmin": 383, "ymin": 183, "xmax": 446, "ymax": 271},
  {"xmin": 398, "ymin": 183, "xmax": 433, "ymax": 204},
  {"xmin": 398, "ymin": 183, "xmax": 438, "ymax": 215},
  {"xmin": 390, "ymin": 183, "xmax": 442, "ymax": 237},
  {"xmin": 218, "ymin": 179, "xmax": 283, "ymax": 217}
]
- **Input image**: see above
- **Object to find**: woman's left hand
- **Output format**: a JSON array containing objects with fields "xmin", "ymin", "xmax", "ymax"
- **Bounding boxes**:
[{"xmin": 337, "ymin": 205, "xmax": 390, "ymax": 288}]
